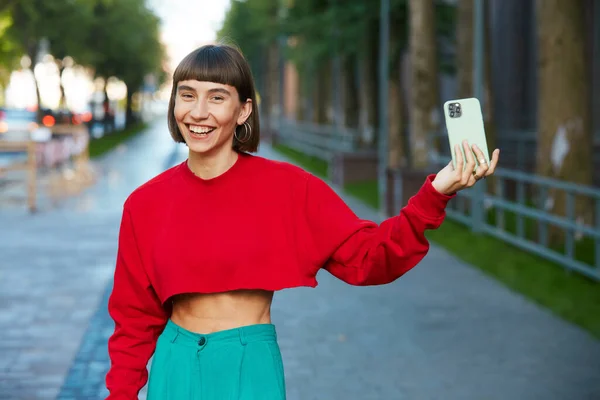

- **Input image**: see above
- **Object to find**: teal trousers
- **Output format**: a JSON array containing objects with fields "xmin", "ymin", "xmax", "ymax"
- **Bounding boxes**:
[{"xmin": 147, "ymin": 320, "xmax": 286, "ymax": 400}]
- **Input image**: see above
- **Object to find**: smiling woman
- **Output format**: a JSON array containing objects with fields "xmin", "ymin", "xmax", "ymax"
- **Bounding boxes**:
[
  {"xmin": 167, "ymin": 45, "xmax": 260, "ymax": 154},
  {"xmin": 104, "ymin": 43, "xmax": 499, "ymax": 400}
]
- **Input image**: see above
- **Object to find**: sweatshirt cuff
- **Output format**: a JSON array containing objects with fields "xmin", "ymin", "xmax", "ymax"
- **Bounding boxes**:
[{"xmin": 408, "ymin": 174, "xmax": 455, "ymax": 219}]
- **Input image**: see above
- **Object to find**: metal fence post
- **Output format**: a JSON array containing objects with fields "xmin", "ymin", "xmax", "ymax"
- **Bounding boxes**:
[
  {"xmin": 378, "ymin": 0, "xmax": 390, "ymax": 213},
  {"xmin": 473, "ymin": 0, "xmax": 484, "ymax": 107},
  {"xmin": 471, "ymin": 181, "xmax": 485, "ymax": 232},
  {"xmin": 471, "ymin": 0, "xmax": 485, "ymax": 233}
]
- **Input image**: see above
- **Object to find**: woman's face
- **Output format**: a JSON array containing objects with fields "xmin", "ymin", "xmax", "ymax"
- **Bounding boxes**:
[{"xmin": 174, "ymin": 79, "xmax": 252, "ymax": 156}]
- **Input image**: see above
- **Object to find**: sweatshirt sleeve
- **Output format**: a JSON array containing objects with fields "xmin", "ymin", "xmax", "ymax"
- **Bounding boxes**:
[
  {"xmin": 105, "ymin": 204, "xmax": 169, "ymax": 399},
  {"xmin": 304, "ymin": 174, "xmax": 454, "ymax": 286}
]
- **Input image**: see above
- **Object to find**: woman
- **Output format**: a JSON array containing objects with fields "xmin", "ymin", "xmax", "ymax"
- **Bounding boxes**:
[{"xmin": 105, "ymin": 44, "xmax": 499, "ymax": 400}]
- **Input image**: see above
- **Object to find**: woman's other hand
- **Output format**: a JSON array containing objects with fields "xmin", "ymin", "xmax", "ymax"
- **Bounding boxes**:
[{"xmin": 431, "ymin": 140, "xmax": 500, "ymax": 195}]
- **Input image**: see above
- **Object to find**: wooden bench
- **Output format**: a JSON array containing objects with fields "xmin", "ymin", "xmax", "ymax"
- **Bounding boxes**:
[{"xmin": 0, "ymin": 124, "xmax": 93, "ymax": 212}]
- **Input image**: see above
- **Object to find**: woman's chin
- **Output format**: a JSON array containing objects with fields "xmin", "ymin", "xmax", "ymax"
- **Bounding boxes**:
[
  {"xmin": 185, "ymin": 137, "xmax": 232, "ymax": 156},
  {"xmin": 187, "ymin": 141, "xmax": 215, "ymax": 154}
]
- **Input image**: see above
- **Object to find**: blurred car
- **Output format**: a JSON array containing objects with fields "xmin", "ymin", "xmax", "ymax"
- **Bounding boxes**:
[
  {"xmin": 40, "ymin": 107, "xmax": 93, "ymax": 127},
  {"xmin": 0, "ymin": 107, "xmax": 52, "ymax": 168},
  {"xmin": 0, "ymin": 108, "xmax": 43, "ymax": 141}
]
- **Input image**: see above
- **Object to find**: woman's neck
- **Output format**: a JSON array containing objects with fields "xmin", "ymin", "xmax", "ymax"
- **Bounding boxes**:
[{"xmin": 187, "ymin": 149, "xmax": 239, "ymax": 180}]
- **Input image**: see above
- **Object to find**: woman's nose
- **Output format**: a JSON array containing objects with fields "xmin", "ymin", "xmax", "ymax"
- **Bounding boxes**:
[{"xmin": 189, "ymin": 101, "xmax": 209, "ymax": 119}]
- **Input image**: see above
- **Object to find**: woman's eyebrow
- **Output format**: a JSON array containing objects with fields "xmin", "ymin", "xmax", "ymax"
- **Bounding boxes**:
[
  {"xmin": 208, "ymin": 88, "xmax": 231, "ymax": 96},
  {"xmin": 177, "ymin": 85, "xmax": 196, "ymax": 92}
]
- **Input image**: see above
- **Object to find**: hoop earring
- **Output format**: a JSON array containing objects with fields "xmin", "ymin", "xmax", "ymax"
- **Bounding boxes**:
[{"xmin": 234, "ymin": 121, "xmax": 252, "ymax": 143}]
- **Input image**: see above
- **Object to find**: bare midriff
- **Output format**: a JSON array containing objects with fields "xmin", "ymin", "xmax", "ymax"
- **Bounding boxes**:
[{"xmin": 170, "ymin": 289, "xmax": 274, "ymax": 334}]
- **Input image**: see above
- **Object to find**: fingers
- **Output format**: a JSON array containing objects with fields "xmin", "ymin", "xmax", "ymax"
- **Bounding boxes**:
[
  {"xmin": 450, "ymin": 143, "xmax": 500, "ymax": 193},
  {"xmin": 484, "ymin": 148, "xmax": 500, "ymax": 176},
  {"xmin": 461, "ymin": 140, "xmax": 476, "ymax": 184},
  {"xmin": 471, "ymin": 144, "xmax": 489, "ymax": 176},
  {"xmin": 454, "ymin": 144, "xmax": 464, "ymax": 176},
  {"xmin": 471, "ymin": 166, "xmax": 483, "ymax": 183}
]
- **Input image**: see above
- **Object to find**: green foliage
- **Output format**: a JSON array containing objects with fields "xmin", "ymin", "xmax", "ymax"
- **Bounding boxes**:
[
  {"xmin": 44, "ymin": 0, "xmax": 96, "ymax": 67},
  {"xmin": 218, "ymin": 0, "xmax": 279, "ymax": 64},
  {"xmin": 0, "ymin": 9, "xmax": 21, "ymax": 86},
  {"xmin": 5, "ymin": 0, "xmax": 93, "ymax": 62},
  {"xmin": 1, "ymin": 0, "xmax": 165, "ymax": 95},
  {"xmin": 88, "ymin": 122, "xmax": 148, "ymax": 158},
  {"xmin": 271, "ymin": 143, "xmax": 328, "ymax": 178},
  {"xmin": 88, "ymin": 0, "xmax": 165, "ymax": 92},
  {"xmin": 219, "ymin": 0, "xmax": 456, "ymax": 78}
]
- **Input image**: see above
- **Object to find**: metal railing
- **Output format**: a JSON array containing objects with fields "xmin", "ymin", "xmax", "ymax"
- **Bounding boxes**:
[
  {"xmin": 273, "ymin": 118, "xmax": 366, "ymax": 160},
  {"xmin": 429, "ymin": 151, "xmax": 600, "ymax": 281},
  {"xmin": 430, "ymin": 129, "xmax": 600, "ymax": 175}
]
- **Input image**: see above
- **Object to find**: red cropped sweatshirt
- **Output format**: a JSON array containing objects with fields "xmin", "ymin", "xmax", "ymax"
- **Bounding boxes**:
[{"xmin": 105, "ymin": 152, "xmax": 454, "ymax": 399}]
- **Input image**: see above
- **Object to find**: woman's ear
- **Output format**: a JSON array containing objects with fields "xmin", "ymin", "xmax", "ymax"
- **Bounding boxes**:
[{"xmin": 237, "ymin": 99, "xmax": 253, "ymax": 125}]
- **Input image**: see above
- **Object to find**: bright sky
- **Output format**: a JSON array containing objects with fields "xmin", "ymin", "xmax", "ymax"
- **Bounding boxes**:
[{"xmin": 148, "ymin": 0, "xmax": 231, "ymax": 72}]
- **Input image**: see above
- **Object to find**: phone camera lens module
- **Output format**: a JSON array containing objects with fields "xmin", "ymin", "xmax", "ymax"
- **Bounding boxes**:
[{"xmin": 450, "ymin": 111, "xmax": 455, "ymax": 117}]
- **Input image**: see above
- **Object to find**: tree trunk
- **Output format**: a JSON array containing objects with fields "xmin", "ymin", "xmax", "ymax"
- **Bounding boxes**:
[
  {"xmin": 535, "ymin": 0, "xmax": 592, "ymax": 242},
  {"xmin": 388, "ymin": 72, "xmax": 405, "ymax": 169},
  {"xmin": 313, "ymin": 59, "xmax": 332, "ymax": 125},
  {"xmin": 483, "ymin": 0, "xmax": 496, "ymax": 153},
  {"xmin": 365, "ymin": 39, "xmax": 378, "ymax": 142},
  {"xmin": 342, "ymin": 54, "xmax": 360, "ymax": 129},
  {"xmin": 125, "ymin": 89, "xmax": 134, "ymax": 128},
  {"xmin": 408, "ymin": 0, "xmax": 440, "ymax": 169},
  {"xmin": 268, "ymin": 43, "xmax": 281, "ymax": 124},
  {"xmin": 55, "ymin": 60, "xmax": 67, "ymax": 110},
  {"xmin": 356, "ymin": 21, "xmax": 379, "ymax": 146},
  {"xmin": 261, "ymin": 42, "xmax": 280, "ymax": 138},
  {"xmin": 457, "ymin": 0, "xmax": 497, "ymax": 190},
  {"xmin": 296, "ymin": 60, "xmax": 309, "ymax": 122},
  {"xmin": 27, "ymin": 46, "xmax": 43, "ymax": 122},
  {"xmin": 457, "ymin": 0, "xmax": 474, "ymax": 99},
  {"xmin": 388, "ymin": 18, "xmax": 406, "ymax": 169}
]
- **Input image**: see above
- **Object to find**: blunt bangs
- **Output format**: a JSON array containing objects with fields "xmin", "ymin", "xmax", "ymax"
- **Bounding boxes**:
[{"xmin": 173, "ymin": 46, "xmax": 248, "ymax": 101}]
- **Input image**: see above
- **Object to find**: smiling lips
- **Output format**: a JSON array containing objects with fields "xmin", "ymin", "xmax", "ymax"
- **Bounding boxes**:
[{"xmin": 188, "ymin": 124, "xmax": 216, "ymax": 137}]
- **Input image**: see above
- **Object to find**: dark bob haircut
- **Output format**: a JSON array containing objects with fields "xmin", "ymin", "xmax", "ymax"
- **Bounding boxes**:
[{"xmin": 168, "ymin": 43, "xmax": 260, "ymax": 153}]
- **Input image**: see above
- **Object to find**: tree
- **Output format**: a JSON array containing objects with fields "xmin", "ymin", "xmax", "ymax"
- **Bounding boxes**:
[
  {"xmin": 45, "ymin": 0, "xmax": 96, "ymax": 109},
  {"xmin": 284, "ymin": 0, "xmax": 380, "ymax": 137},
  {"xmin": 87, "ymin": 0, "xmax": 165, "ymax": 126},
  {"xmin": 387, "ymin": 0, "xmax": 409, "ymax": 168},
  {"xmin": 4, "ymin": 0, "xmax": 96, "ymax": 116},
  {"xmin": 535, "ymin": 0, "xmax": 592, "ymax": 238},
  {"xmin": 408, "ymin": 0, "xmax": 439, "ymax": 169},
  {"xmin": 0, "ymin": 8, "xmax": 22, "ymax": 93}
]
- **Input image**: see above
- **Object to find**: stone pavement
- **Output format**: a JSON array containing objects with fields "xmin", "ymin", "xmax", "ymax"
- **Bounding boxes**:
[{"xmin": 1, "ymin": 119, "xmax": 599, "ymax": 400}]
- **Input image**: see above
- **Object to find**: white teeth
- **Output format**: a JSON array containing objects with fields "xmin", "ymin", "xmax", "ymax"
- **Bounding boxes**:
[{"xmin": 189, "ymin": 126, "xmax": 214, "ymax": 134}]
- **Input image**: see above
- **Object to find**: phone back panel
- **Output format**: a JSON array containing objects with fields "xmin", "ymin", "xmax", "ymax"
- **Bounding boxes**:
[{"xmin": 443, "ymin": 97, "xmax": 490, "ymax": 169}]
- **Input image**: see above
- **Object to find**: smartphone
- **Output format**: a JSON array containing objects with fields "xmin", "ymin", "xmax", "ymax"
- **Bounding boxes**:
[{"xmin": 442, "ymin": 97, "xmax": 490, "ymax": 170}]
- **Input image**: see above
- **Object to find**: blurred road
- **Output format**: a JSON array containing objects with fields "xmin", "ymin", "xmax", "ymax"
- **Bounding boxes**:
[{"xmin": 1, "ymin": 120, "xmax": 599, "ymax": 400}]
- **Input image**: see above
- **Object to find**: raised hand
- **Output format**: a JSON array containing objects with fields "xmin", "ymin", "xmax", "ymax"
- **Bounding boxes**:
[{"xmin": 431, "ymin": 140, "xmax": 500, "ymax": 195}]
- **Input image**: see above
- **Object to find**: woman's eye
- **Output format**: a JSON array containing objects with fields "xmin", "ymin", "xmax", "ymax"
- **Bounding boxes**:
[
  {"xmin": 212, "ymin": 96, "xmax": 224, "ymax": 101},
  {"xmin": 181, "ymin": 93, "xmax": 193, "ymax": 99}
]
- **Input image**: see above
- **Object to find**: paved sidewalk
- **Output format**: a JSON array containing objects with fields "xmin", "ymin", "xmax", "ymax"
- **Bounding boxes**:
[{"xmin": 0, "ymin": 119, "xmax": 599, "ymax": 400}]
